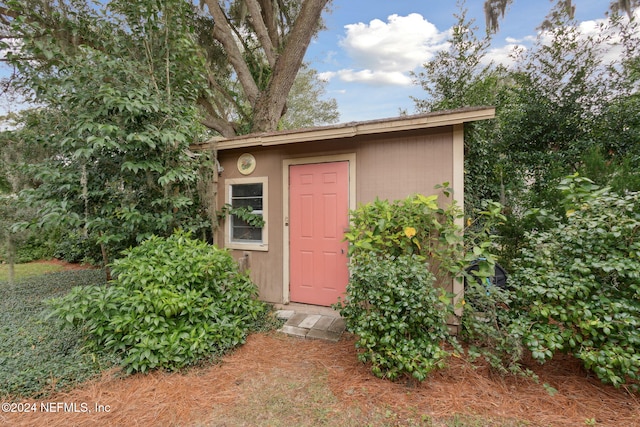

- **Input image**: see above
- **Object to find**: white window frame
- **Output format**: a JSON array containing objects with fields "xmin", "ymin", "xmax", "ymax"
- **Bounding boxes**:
[{"xmin": 224, "ymin": 176, "xmax": 268, "ymax": 251}]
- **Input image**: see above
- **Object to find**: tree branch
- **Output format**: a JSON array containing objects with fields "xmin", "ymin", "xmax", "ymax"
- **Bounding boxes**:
[
  {"xmin": 245, "ymin": 0, "xmax": 276, "ymax": 67},
  {"xmin": 197, "ymin": 96, "xmax": 238, "ymax": 137},
  {"xmin": 204, "ymin": 0, "xmax": 260, "ymax": 105},
  {"xmin": 260, "ymin": 0, "xmax": 281, "ymax": 47}
]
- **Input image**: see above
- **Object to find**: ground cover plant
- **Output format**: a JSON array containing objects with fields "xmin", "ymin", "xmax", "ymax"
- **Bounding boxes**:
[
  {"xmin": 0, "ymin": 269, "xmax": 109, "ymax": 398},
  {"xmin": 48, "ymin": 231, "xmax": 269, "ymax": 374}
]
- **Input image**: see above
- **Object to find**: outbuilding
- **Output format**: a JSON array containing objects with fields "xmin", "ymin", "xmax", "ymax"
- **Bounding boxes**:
[{"xmin": 197, "ymin": 107, "xmax": 495, "ymax": 308}]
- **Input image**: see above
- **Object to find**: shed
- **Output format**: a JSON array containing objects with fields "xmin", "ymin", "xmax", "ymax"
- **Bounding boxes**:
[{"xmin": 197, "ymin": 107, "xmax": 495, "ymax": 308}]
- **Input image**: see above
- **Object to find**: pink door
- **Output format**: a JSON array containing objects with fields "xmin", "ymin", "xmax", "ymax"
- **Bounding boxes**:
[{"xmin": 289, "ymin": 162, "xmax": 349, "ymax": 306}]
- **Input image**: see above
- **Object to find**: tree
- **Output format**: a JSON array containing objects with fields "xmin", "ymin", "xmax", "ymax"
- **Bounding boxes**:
[
  {"xmin": 413, "ymin": 1, "xmax": 640, "ymax": 269},
  {"xmin": 0, "ymin": 107, "xmax": 52, "ymax": 282},
  {"xmin": 412, "ymin": 3, "xmax": 509, "ymax": 216},
  {"xmin": 0, "ymin": 0, "xmax": 342, "ymax": 265},
  {"xmin": 0, "ymin": 0, "xmax": 332, "ymax": 137},
  {"xmin": 3, "ymin": 0, "xmax": 213, "ymax": 271},
  {"xmin": 279, "ymin": 63, "xmax": 339, "ymax": 130}
]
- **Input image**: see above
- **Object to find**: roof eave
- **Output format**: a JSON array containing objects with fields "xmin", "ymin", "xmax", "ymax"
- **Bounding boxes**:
[{"xmin": 195, "ymin": 107, "xmax": 495, "ymax": 151}]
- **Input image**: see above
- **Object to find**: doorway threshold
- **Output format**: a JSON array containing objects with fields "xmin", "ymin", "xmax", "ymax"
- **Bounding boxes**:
[{"xmin": 274, "ymin": 303, "xmax": 345, "ymax": 342}]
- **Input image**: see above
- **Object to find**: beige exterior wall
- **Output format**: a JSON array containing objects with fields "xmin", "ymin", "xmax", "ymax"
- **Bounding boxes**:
[
  {"xmin": 215, "ymin": 127, "xmax": 456, "ymax": 304},
  {"xmin": 355, "ymin": 128, "xmax": 453, "ymax": 203}
]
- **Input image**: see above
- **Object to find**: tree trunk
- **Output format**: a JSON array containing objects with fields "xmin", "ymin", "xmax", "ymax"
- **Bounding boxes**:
[
  {"xmin": 98, "ymin": 232, "xmax": 111, "ymax": 282},
  {"xmin": 7, "ymin": 233, "xmax": 15, "ymax": 285},
  {"xmin": 251, "ymin": 0, "xmax": 330, "ymax": 132}
]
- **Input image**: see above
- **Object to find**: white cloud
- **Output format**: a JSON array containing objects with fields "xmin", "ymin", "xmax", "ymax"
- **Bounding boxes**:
[
  {"xmin": 317, "ymin": 71, "xmax": 336, "ymax": 81},
  {"xmin": 484, "ymin": 43, "xmax": 527, "ymax": 68},
  {"xmin": 505, "ymin": 35, "xmax": 536, "ymax": 44},
  {"xmin": 334, "ymin": 69, "xmax": 413, "ymax": 86},
  {"xmin": 328, "ymin": 13, "xmax": 449, "ymax": 86}
]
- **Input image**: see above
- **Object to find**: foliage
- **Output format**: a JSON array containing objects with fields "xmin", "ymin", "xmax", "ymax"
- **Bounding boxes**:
[
  {"xmin": 339, "ymin": 190, "xmax": 505, "ymax": 381},
  {"xmin": 344, "ymin": 190, "xmax": 502, "ymax": 284},
  {"xmin": 411, "ymin": 2, "xmax": 508, "ymax": 218},
  {"xmin": 413, "ymin": 3, "xmax": 640, "ymax": 271},
  {"xmin": 217, "ymin": 203, "xmax": 266, "ymax": 228},
  {"xmin": 279, "ymin": 63, "xmax": 340, "ymax": 130},
  {"xmin": 0, "ymin": 270, "xmax": 110, "ymax": 398},
  {"xmin": 14, "ymin": 238, "xmax": 55, "ymax": 263},
  {"xmin": 0, "ymin": 0, "xmax": 333, "ymax": 136},
  {"xmin": 4, "ymin": 0, "xmax": 213, "ymax": 262},
  {"xmin": 412, "ymin": 3, "xmax": 501, "ymax": 113},
  {"xmin": 460, "ymin": 283, "xmax": 528, "ymax": 376},
  {"xmin": 48, "ymin": 231, "xmax": 268, "ymax": 374},
  {"xmin": 456, "ymin": 199, "xmax": 532, "ymax": 377},
  {"xmin": 512, "ymin": 176, "xmax": 640, "ymax": 388},
  {"xmin": 337, "ymin": 252, "xmax": 452, "ymax": 381},
  {"xmin": 52, "ymin": 231, "xmax": 103, "ymax": 265},
  {"xmin": 0, "ymin": 194, "xmax": 38, "ymax": 282},
  {"xmin": 344, "ymin": 191, "xmax": 466, "ymax": 286}
]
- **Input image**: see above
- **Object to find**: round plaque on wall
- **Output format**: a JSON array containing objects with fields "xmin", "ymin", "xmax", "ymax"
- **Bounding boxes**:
[{"xmin": 237, "ymin": 153, "xmax": 256, "ymax": 175}]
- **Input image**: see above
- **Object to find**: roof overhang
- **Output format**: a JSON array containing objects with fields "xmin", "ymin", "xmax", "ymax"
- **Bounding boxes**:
[{"xmin": 193, "ymin": 106, "xmax": 495, "ymax": 151}]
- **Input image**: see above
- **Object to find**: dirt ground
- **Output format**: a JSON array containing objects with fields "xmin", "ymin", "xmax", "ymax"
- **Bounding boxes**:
[{"xmin": 2, "ymin": 262, "xmax": 639, "ymax": 427}]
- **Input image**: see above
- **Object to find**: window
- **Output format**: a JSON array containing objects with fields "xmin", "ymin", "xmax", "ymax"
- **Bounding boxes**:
[{"xmin": 225, "ymin": 177, "xmax": 268, "ymax": 251}]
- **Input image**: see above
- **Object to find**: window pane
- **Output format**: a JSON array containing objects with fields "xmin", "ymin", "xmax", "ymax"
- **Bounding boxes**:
[
  {"xmin": 231, "ymin": 197, "xmax": 263, "ymax": 210},
  {"xmin": 231, "ymin": 216, "xmax": 262, "ymax": 241},
  {"xmin": 232, "ymin": 183, "xmax": 262, "ymax": 198},
  {"xmin": 231, "ymin": 183, "xmax": 263, "ymax": 210},
  {"xmin": 229, "ymin": 181, "xmax": 265, "ymax": 244}
]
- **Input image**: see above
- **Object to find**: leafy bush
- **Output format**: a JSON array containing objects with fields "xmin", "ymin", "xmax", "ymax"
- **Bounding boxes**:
[
  {"xmin": 512, "ymin": 176, "xmax": 640, "ymax": 388},
  {"xmin": 338, "ymin": 191, "xmax": 482, "ymax": 381},
  {"xmin": 460, "ymin": 283, "xmax": 527, "ymax": 376},
  {"xmin": 338, "ymin": 253, "xmax": 451, "ymax": 381},
  {"xmin": 1, "ymin": 270, "xmax": 110, "ymax": 398},
  {"xmin": 457, "ymin": 200, "xmax": 532, "ymax": 377},
  {"xmin": 15, "ymin": 233, "xmax": 57, "ymax": 263},
  {"xmin": 53, "ymin": 231, "xmax": 102, "ymax": 264},
  {"xmin": 343, "ymin": 190, "xmax": 474, "ymax": 285},
  {"xmin": 48, "ymin": 231, "xmax": 267, "ymax": 373},
  {"xmin": 339, "ymin": 191, "xmax": 519, "ymax": 382}
]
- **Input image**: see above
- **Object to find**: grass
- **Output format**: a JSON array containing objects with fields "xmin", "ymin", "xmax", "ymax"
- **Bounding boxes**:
[
  {"xmin": 0, "ymin": 269, "xmax": 111, "ymax": 398},
  {"xmin": 0, "ymin": 261, "xmax": 66, "ymax": 282}
]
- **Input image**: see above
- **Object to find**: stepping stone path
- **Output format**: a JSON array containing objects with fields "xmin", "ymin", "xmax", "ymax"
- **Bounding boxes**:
[{"xmin": 276, "ymin": 310, "xmax": 346, "ymax": 342}]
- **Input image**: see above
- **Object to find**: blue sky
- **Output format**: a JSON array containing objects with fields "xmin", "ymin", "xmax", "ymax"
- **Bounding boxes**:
[{"xmin": 305, "ymin": 1, "xmax": 621, "ymax": 123}]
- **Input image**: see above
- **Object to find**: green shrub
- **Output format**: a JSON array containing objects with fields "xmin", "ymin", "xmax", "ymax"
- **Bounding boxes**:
[
  {"xmin": 512, "ymin": 176, "xmax": 640, "ymax": 388},
  {"xmin": 338, "ymin": 191, "xmax": 474, "ymax": 381},
  {"xmin": 460, "ymin": 283, "xmax": 528, "ymax": 376},
  {"xmin": 48, "ymin": 230, "xmax": 267, "ymax": 373},
  {"xmin": 337, "ymin": 253, "xmax": 451, "ymax": 381},
  {"xmin": 339, "ymin": 191, "xmax": 510, "ymax": 382},
  {"xmin": 343, "ymin": 191, "xmax": 472, "ymax": 285},
  {"xmin": 53, "ymin": 231, "xmax": 102, "ymax": 264},
  {"xmin": 15, "ymin": 232, "xmax": 57, "ymax": 263}
]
